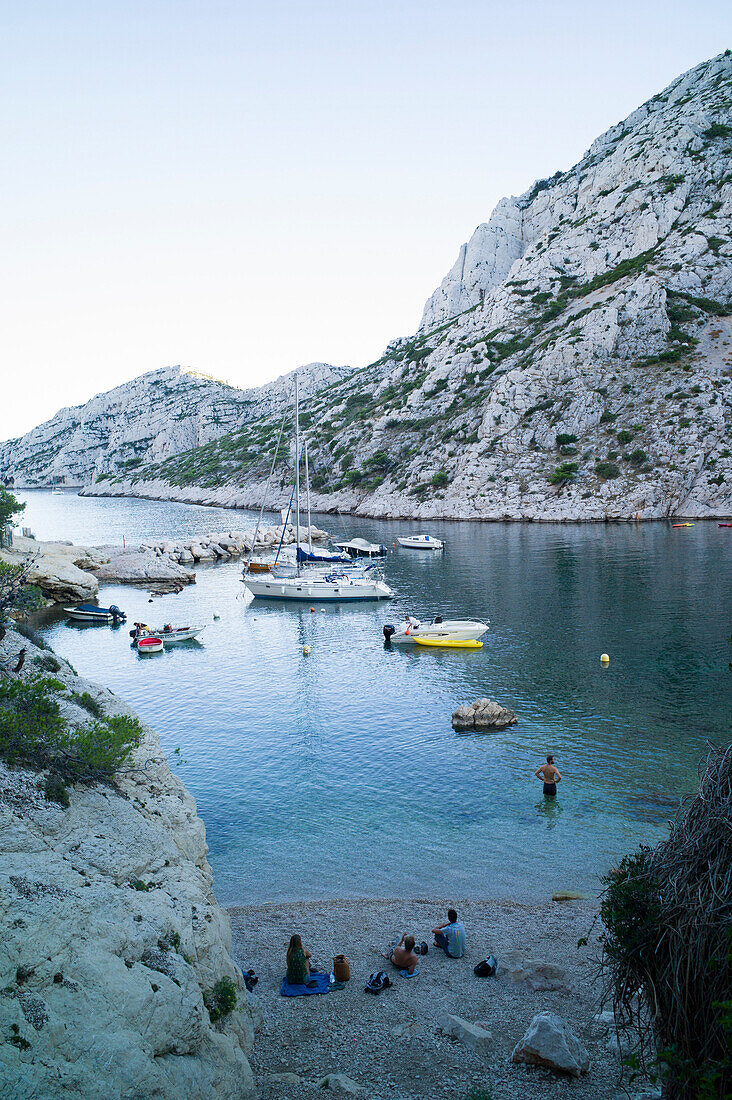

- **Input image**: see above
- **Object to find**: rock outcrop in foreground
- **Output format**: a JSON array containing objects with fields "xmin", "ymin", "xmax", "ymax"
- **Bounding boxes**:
[{"xmin": 0, "ymin": 629, "xmax": 257, "ymax": 1098}]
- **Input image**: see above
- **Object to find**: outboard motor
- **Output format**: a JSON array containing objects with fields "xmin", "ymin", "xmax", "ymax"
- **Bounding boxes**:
[
  {"xmin": 383, "ymin": 624, "xmax": 395, "ymax": 646},
  {"xmin": 109, "ymin": 605, "xmax": 126, "ymax": 624}
]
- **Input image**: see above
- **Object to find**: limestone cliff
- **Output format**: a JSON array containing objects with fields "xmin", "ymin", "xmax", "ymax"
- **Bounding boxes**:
[
  {"xmin": 10, "ymin": 52, "xmax": 732, "ymax": 520},
  {"xmin": 0, "ymin": 362, "xmax": 352, "ymax": 489},
  {"xmin": 0, "ymin": 629, "xmax": 257, "ymax": 1099}
]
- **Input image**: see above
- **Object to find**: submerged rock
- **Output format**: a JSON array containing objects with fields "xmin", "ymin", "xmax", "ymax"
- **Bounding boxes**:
[{"xmin": 452, "ymin": 698, "xmax": 517, "ymax": 730}]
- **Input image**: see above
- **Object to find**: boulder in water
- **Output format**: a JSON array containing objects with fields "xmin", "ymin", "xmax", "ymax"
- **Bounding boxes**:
[{"xmin": 452, "ymin": 698, "xmax": 516, "ymax": 730}]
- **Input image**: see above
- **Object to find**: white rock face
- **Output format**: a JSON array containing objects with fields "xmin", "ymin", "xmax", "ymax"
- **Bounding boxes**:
[
  {"xmin": 0, "ymin": 362, "xmax": 353, "ymax": 489},
  {"xmin": 8, "ymin": 54, "xmax": 732, "ymax": 522},
  {"xmin": 420, "ymin": 199, "xmax": 526, "ymax": 329},
  {"xmin": 512, "ymin": 1011, "xmax": 590, "ymax": 1076},
  {"xmin": 0, "ymin": 629, "xmax": 257, "ymax": 1098}
]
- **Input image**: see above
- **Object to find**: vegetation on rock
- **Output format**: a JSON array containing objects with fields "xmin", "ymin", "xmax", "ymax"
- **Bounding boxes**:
[{"xmin": 600, "ymin": 743, "xmax": 732, "ymax": 1099}]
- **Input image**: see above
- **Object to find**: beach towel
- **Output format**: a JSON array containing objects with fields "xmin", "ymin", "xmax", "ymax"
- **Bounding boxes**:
[{"xmin": 280, "ymin": 970, "xmax": 331, "ymax": 997}]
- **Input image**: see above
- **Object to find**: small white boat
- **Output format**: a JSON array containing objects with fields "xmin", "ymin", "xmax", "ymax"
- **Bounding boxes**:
[
  {"xmin": 333, "ymin": 538, "xmax": 388, "ymax": 558},
  {"xmin": 66, "ymin": 603, "xmax": 127, "ymax": 624},
  {"xmin": 383, "ymin": 616, "xmax": 489, "ymax": 648},
  {"xmin": 397, "ymin": 534, "xmax": 444, "ymax": 550},
  {"xmin": 131, "ymin": 624, "xmax": 205, "ymax": 646},
  {"xmin": 137, "ymin": 635, "xmax": 164, "ymax": 654}
]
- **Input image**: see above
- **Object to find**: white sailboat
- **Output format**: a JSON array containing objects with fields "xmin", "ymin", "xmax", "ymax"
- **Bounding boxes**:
[{"xmin": 243, "ymin": 377, "xmax": 394, "ymax": 602}]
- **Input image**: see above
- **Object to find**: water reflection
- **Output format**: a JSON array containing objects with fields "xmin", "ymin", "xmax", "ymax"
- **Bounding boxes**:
[{"xmin": 16, "ymin": 490, "xmax": 732, "ymax": 905}]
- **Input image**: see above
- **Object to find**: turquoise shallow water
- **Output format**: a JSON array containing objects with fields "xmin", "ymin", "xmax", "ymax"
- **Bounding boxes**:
[{"xmin": 17, "ymin": 490, "xmax": 732, "ymax": 905}]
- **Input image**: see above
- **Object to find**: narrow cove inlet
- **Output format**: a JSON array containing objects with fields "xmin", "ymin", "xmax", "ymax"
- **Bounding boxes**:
[{"xmin": 18, "ymin": 490, "xmax": 730, "ymax": 906}]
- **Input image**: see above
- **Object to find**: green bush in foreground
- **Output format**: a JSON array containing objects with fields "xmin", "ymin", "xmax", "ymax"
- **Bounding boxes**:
[
  {"xmin": 0, "ymin": 675, "xmax": 143, "ymax": 782},
  {"xmin": 203, "ymin": 975, "xmax": 238, "ymax": 1022}
]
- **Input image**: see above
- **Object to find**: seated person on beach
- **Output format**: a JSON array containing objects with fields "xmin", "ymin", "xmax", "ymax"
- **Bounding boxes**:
[
  {"xmin": 382, "ymin": 933, "xmax": 419, "ymax": 975},
  {"xmin": 432, "ymin": 909, "xmax": 466, "ymax": 958},
  {"xmin": 286, "ymin": 934, "xmax": 312, "ymax": 985},
  {"xmin": 535, "ymin": 755, "xmax": 562, "ymax": 797}
]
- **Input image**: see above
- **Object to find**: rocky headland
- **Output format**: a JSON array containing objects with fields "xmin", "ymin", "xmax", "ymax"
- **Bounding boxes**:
[
  {"xmin": 0, "ymin": 627, "xmax": 258, "ymax": 1098},
  {"xmin": 0, "ymin": 524, "xmax": 329, "ymax": 602},
  {"xmin": 2, "ymin": 53, "xmax": 731, "ymax": 524}
]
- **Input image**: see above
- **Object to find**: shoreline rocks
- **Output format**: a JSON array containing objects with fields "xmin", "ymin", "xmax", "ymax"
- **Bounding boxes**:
[
  {"xmin": 0, "ymin": 524, "xmax": 329, "ymax": 602},
  {"xmin": 452, "ymin": 698, "xmax": 517, "ymax": 731}
]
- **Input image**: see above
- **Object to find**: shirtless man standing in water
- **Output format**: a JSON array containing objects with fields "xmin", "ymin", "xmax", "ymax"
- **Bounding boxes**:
[{"xmin": 535, "ymin": 755, "xmax": 562, "ymax": 797}]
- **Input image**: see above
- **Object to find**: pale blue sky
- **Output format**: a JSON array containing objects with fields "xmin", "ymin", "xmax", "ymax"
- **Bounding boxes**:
[{"xmin": 2, "ymin": 1, "xmax": 729, "ymax": 439}]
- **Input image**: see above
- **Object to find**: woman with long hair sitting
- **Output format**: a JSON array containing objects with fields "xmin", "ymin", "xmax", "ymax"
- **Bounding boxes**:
[{"xmin": 286, "ymin": 934, "xmax": 311, "ymax": 985}]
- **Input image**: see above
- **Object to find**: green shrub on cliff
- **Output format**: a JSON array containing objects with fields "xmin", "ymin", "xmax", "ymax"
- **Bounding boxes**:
[
  {"xmin": 203, "ymin": 975, "xmax": 237, "ymax": 1022},
  {"xmin": 0, "ymin": 674, "xmax": 143, "ymax": 782}
]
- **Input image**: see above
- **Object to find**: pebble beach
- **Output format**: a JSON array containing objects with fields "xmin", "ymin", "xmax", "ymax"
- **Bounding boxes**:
[{"xmin": 229, "ymin": 897, "xmax": 633, "ymax": 1100}]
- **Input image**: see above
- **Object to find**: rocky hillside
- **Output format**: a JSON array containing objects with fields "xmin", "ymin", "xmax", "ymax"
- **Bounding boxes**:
[
  {"xmin": 0, "ymin": 362, "xmax": 352, "ymax": 489},
  {"xmin": 0, "ymin": 627, "xmax": 257, "ymax": 1098},
  {"xmin": 26, "ymin": 54, "xmax": 732, "ymax": 519}
]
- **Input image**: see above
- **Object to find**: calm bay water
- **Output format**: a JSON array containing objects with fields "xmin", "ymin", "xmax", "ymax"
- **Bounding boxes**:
[{"xmin": 17, "ymin": 490, "xmax": 732, "ymax": 906}]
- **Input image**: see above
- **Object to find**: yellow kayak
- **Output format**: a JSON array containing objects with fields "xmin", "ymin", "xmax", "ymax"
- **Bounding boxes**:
[{"xmin": 413, "ymin": 638, "xmax": 483, "ymax": 649}]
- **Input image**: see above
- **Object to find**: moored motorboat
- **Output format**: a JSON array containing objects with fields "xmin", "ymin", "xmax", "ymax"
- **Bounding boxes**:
[
  {"xmin": 333, "ymin": 537, "xmax": 388, "ymax": 558},
  {"xmin": 131, "ymin": 623, "xmax": 205, "ymax": 645},
  {"xmin": 66, "ymin": 603, "xmax": 127, "ymax": 624},
  {"xmin": 397, "ymin": 534, "xmax": 444, "ymax": 550},
  {"xmin": 136, "ymin": 635, "xmax": 164, "ymax": 654},
  {"xmin": 383, "ymin": 616, "xmax": 489, "ymax": 647}
]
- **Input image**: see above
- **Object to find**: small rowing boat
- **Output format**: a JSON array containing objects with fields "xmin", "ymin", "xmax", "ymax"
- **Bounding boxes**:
[
  {"xmin": 137, "ymin": 635, "xmax": 163, "ymax": 654},
  {"xmin": 719, "ymin": 523, "xmax": 732, "ymax": 528}
]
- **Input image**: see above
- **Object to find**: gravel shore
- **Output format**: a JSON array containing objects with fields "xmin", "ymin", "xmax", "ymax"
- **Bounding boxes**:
[{"xmin": 229, "ymin": 896, "xmax": 635, "ymax": 1100}]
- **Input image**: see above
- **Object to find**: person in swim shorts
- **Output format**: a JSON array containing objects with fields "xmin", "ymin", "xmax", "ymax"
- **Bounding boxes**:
[
  {"xmin": 382, "ymin": 933, "xmax": 419, "ymax": 975},
  {"xmin": 535, "ymin": 755, "xmax": 562, "ymax": 797}
]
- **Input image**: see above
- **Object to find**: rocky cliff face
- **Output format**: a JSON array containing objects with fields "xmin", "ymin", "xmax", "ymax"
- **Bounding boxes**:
[
  {"xmin": 0, "ymin": 362, "xmax": 352, "ymax": 489},
  {"xmin": 0, "ymin": 629, "xmax": 257, "ymax": 1099},
  {"xmin": 17, "ymin": 54, "xmax": 732, "ymax": 520}
]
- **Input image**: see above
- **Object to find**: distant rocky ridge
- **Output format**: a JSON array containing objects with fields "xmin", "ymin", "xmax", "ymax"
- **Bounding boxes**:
[
  {"xmin": 6, "ymin": 52, "xmax": 732, "ymax": 520},
  {"xmin": 0, "ymin": 362, "xmax": 352, "ymax": 489}
]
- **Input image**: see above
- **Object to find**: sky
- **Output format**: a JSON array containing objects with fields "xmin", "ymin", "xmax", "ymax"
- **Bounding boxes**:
[{"xmin": 2, "ymin": 1, "xmax": 730, "ymax": 441}]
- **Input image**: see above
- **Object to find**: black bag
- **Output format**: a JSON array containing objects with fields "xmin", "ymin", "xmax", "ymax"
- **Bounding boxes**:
[
  {"xmin": 365, "ymin": 970, "xmax": 392, "ymax": 994},
  {"xmin": 474, "ymin": 955, "xmax": 498, "ymax": 977}
]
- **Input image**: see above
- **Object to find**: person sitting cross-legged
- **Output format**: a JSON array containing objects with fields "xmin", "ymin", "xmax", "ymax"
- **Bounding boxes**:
[{"xmin": 432, "ymin": 908, "xmax": 466, "ymax": 958}]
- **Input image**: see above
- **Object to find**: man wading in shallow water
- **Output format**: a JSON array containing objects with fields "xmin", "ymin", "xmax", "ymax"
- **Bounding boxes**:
[{"xmin": 535, "ymin": 755, "xmax": 562, "ymax": 797}]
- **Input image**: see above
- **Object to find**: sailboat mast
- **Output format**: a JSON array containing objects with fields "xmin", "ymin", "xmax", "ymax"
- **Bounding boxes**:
[
  {"xmin": 294, "ymin": 373, "xmax": 301, "ymax": 562},
  {"xmin": 304, "ymin": 440, "xmax": 312, "ymax": 552}
]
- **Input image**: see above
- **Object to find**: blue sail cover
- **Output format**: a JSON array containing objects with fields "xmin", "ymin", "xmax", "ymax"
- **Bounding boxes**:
[{"xmin": 295, "ymin": 547, "xmax": 351, "ymax": 563}]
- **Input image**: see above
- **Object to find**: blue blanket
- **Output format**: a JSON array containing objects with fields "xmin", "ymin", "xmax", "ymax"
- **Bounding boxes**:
[{"xmin": 280, "ymin": 970, "xmax": 331, "ymax": 997}]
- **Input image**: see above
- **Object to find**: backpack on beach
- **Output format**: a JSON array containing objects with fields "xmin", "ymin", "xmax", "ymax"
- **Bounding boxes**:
[
  {"xmin": 474, "ymin": 955, "xmax": 498, "ymax": 977},
  {"xmin": 365, "ymin": 970, "xmax": 392, "ymax": 995},
  {"xmin": 333, "ymin": 955, "xmax": 350, "ymax": 982}
]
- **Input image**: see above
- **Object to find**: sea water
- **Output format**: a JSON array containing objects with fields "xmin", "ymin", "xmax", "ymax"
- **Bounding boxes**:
[{"xmin": 16, "ymin": 490, "xmax": 732, "ymax": 905}]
